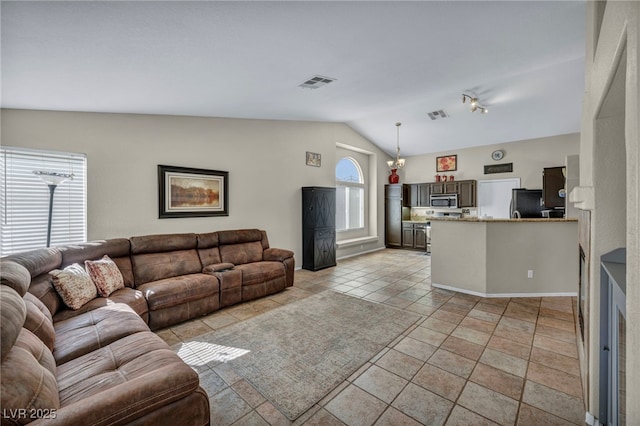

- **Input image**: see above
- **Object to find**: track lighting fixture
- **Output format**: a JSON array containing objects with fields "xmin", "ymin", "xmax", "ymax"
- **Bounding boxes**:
[{"xmin": 462, "ymin": 93, "xmax": 488, "ymax": 114}]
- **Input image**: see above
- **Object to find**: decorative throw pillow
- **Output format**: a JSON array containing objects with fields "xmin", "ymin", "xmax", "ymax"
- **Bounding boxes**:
[
  {"xmin": 49, "ymin": 264, "xmax": 97, "ymax": 310},
  {"xmin": 85, "ymin": 255, "xmax": 125, "ymax": 297}
]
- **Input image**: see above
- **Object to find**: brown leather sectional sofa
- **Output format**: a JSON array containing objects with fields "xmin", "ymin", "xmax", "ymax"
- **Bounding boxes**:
[{"xmin": 0, "ymin": 229, "xmax": 294, "ymax": 425}]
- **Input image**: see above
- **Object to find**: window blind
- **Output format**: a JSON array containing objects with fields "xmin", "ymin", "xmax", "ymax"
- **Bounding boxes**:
[{"xmin": 1, "ymin": 146, "xmax": 87, "ymax": 256}]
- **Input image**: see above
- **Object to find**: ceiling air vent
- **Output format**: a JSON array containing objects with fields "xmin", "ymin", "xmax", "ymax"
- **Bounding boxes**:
[
  {"xmin": 299, "ymin": 75, "xmax": 336, "ymax": 89},
  {"xmin": 427, "ymin": 109, "xmax": 449, "ymax": 120}
]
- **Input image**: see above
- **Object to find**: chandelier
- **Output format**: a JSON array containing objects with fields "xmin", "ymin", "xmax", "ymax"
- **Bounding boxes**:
[{"xmin": 386, "ymin": 122, "xmax": 406, "ymax": 170}]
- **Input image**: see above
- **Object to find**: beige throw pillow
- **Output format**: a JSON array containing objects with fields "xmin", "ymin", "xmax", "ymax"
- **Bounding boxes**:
[
  {"xmin": 50, "ymin": 264, "xmax": 97, "ymax": 310},
  {"xmin": 85, "ymin": 255, "xmax": 125, "ymax": 297}
]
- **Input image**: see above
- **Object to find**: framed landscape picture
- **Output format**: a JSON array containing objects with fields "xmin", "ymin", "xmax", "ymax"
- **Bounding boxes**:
[
  {"xmin": 158, "ymin": 165, "xmax": 228, "ymax": 218},
  {"xmin": 436, "ymin": 154, "xmax": 457, "ymax": 172}
]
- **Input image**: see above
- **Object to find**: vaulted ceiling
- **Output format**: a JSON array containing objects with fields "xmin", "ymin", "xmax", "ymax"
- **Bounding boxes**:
[{"xmin": 1, "ymin": 1, "xmax": 586, "ymax": 157}]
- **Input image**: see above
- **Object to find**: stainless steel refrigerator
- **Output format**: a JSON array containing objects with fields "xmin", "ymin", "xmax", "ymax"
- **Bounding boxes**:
[{"xmin": 510, "ymin": 188, "xmax": 543, "ymax": 218}]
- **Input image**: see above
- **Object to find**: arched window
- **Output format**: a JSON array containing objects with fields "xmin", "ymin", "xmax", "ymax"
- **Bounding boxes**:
[{"xmin": 336, "ymin": 157, "xmax": 364, "ymax": 231}]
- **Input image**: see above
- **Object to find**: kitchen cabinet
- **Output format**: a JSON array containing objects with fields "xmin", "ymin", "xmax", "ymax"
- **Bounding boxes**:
[
  {"xmin": 457, "ymin": 180, "xmax": 477, "ymax": 207},
  {"xmin": 418, "ymin": 184, "xmax": 431, "ymax": 206},
  {"xmin": 444, "ymin": 182, "xmax": 458, "ymax": 194},
  {"xmin": 302, "ymin": 186, "xmax": 336, "ymax": 271},
  {"xmin": 402, "ymin": 222, "xmax": 427, "ymax": 250},
  {"xmin": 403, "ymin": 184, "xmax": 418, "ymax": 207},
  {"xmin": 403, "ymin": 183, "xmax": 431, "ymax": 207},
  {"xmin": 402, "ymin": 179, "xmax": 477, "ymax": 208},
  {"xmin": 430, "ymin": 183, "xmax": 444, "ymax": 195},
  {"xmin": 385, "ymin": 184, "xmax": 403, "ymax": 248},
  {"xmin": 543, "ymin": 166, "xmax": 565, "ymax": 209}
]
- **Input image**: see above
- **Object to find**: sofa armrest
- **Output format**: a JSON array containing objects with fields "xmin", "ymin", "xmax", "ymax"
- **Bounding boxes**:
[
  {"xmin": 202, "ymin": 262, "xmax": 235, "ymax": 273},
  {"xmin": 263, "ymin": 248, "xmax": 294, "ymax": 262}
]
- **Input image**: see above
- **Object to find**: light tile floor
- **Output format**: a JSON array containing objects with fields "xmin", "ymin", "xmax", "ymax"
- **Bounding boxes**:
[{"xmin": 157, "ymin": 249, "xmax": 585, "ymax": 426}]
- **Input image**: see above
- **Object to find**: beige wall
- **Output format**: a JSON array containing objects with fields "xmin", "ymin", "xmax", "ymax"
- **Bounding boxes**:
[
  {"xmin": 431, "ymin": 220, "xmax": 578, "ymax": 297},
  {"xmin": 485, "ymin": 222, "xmax": 578, "ymax": 295},
  {"xmin": 431, "ymin": 221, "xmax": 487, "ymax": 293},
  {"xmin": 0, "ymin": 109, "xmax": 392, "ymax": 264},
  {"xmin": 401, "ymin": 133, "xmax": 579, "ymax": 189},
  {"xmin": 572, "ymin": 1, "xmax": 640, "ymax": 421}
]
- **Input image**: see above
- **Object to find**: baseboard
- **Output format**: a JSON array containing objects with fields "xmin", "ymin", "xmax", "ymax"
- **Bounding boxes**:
[
  {"xmin": 337, "ymin": 246, "xmax": 386, "ymax": 261},
  {"xmin": 431, "ymin": 283, "xmax": 578, "ymax": 298},
  {"xmin": 294, "ymin": 247, "xmax": 386, "ymax": 270}
]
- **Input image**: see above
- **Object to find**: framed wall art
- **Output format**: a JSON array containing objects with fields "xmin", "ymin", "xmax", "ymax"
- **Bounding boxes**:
[
  {"xmin": 484, "ymin": 163, "xmax": 514, "ymax": 174},
  {"xmin": 158, "ymin": 165, "xmax": 228, "ymax": 218},
  {"xmin": 436, "ymin": 155, "xmax": 457, "ymax": 172},
  {"xmin": 306, "ymin": 151, "xmax": 321, "ymax": 167}
]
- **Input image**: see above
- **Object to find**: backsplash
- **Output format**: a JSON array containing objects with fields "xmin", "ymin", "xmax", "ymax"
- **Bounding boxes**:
[{"xmin": 411, "ymin": 207, "xmax": 478, "ymax": 220}]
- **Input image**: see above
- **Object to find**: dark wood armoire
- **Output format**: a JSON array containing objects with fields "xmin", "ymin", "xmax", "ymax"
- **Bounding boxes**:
[{"xmin": 302, "ymin": 186, "xmax": 336, "ymax": 271}]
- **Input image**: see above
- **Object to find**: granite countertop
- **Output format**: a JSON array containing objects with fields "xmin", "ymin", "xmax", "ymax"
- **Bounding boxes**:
[{"xmin": 426, "ymin": 217, "xmax": 578, "ymax": 223}]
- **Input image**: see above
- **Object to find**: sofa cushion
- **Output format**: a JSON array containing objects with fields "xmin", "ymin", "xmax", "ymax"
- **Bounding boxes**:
[
  {"xmin": 54, "ymin": 304, "xmax": 149, "ymax": 365},
  {"xmin": 196, "ymin": 232, "xmax": 222, "ymax": 266},
  {"xmin": 52, "ymin": 287, "xmax": 149, "ymax": 323},
  {"xmin": 0, "ymin": 329, "xmax": 60, "ymax": 422},
  {"xmin": 235, "ymin": 261, "xmax": 285, "ymax": 286},
  {"xmin": 85, "ymin": 255, "xmax": 125, "ymax": 297},
  {"xmin": 0, "ymin": 286, "xmax": 26, "ymax": 361},
  {"xmin": 56, "ymin": 332, "xmax": 199, "ymax": 425},
  {"xmin": 3, "ymin": 248, "xmax": 62, "ymax": 278},
  {"xmin": 132, "ymin": 250, "xmax": 202, "ymax": 285},
  {"xmin": 130, "ymin": 233, "xmax": 198, "ymax": 254},
  {"xmin": 137, "ymin": 274, "xmax": 219, "ymax": 311},
  {"xmin": 28, "ymin": 274, "xmax": 64, "ymax": 318},
  {"xmin": 219, "ymin": 241, "xmax": 264, "ymax": 265},
  {"xmin": 0, "ymin": 261, "xmax": 31, "ymax": 296},
  {"xmin": 24, "ymin": 292, "xmax": 56, "ymax": 351},
  {"xmin": 111, "ymin": 256, "xmax": 135, "ymax": 288},
  {"xmin": 217, "ymin": 229, "xmax": 263, "ymax": 245},
  {"xmin": 50, "ymin": 263, "xmax": 98, "ymax": 310},
  {"xmin": 60, "ymin": 238, "xmax": 130, "ymax": 265},
  {"xmin": 59, "ymin": 239, "xmax": 135, "ymax": 287}
]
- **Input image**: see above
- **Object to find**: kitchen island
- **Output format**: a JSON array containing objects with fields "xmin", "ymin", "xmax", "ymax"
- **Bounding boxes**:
[{"xmin": 430, "ymin": 217, "xmax": 578, "ymax": 297}]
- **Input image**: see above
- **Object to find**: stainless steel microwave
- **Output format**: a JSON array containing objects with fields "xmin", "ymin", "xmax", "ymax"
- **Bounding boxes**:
[{"xmin": 430, "ymin": 193, "xmax": 458, "ymax": 208}]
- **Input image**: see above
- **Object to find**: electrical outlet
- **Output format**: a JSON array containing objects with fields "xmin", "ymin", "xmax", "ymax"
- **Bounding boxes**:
[{"xmin": 527, "ymin": 270, "xmax": 533, "ymax": 279}]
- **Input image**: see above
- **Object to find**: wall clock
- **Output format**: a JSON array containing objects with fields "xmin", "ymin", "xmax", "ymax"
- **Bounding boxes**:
[{"xmin": 491, "ymin": 150, "xmax": 505, "ymax": 161}]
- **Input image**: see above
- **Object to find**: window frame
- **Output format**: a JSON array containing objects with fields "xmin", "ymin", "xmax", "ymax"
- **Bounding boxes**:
[
  {"xmin": 1, "ymin": 146, "xmax": 87, "ymax": 256},
  {"xmin": 335, "ymin": 156, "xmax": 366, "ymax": 233}
]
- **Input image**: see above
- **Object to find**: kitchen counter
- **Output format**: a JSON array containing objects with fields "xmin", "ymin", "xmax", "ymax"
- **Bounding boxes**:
[{"xmin": 430, "ymin": 219, "xmax": 578, "ymax": 297}]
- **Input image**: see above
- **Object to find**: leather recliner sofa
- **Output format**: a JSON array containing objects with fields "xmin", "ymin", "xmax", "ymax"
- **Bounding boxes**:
[{"xmin": 0, "ymin": 228, "xmax": 295, "ymax": 425}]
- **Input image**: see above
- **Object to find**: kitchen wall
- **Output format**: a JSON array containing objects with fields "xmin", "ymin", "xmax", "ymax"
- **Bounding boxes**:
[
  {"xmin": 0, "ymin": 109, "xmax": 391, "ymax": 264},
  {"xmin": 400, "ymin": 132, "xmax": 579, "ymax": 189}
]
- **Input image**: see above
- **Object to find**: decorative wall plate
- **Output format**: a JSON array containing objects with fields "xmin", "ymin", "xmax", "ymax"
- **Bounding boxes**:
[{"xmin": 491, "ymin": 149, "xmax": 505, "ymax": 161}]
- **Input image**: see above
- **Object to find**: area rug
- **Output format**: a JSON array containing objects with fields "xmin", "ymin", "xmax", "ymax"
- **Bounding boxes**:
[{"xmin": 196, "ymin": 291, "xmax": 421, "ymax": 420}]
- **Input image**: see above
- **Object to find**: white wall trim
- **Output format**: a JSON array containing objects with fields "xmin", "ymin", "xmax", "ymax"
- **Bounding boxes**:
[
  {"xmin": 432, "ymin": 282, "xmax": 578, "ymax": 298},
  {"xmin": 337, "ymin": 246, "xmax": 385, "ymax": 260},
  {"xmin": 336, "ymin": 236, "xmax": 379, "ymax": 248}
]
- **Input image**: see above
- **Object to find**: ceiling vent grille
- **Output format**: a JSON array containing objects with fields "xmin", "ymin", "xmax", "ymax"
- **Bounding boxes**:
[
  {"xmin": 299, "ymin": 75, "xmax": 336, "ymax": 89},
  {"xmin": 427, "ymin": 110, "xmax": 449, "ymax": 120}
]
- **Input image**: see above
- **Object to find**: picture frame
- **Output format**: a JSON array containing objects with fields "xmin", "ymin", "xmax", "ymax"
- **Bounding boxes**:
[
  {"xmin": 436, "ymin": 154, "xmax": 457, "ymax": 172},
  {"xmin": 484, "ymin": 163, "xmax": 514, "ymax": 174},
  {"xmin": 158, "ymin": 165, "xmax": 228, "ymax": 218},
  {"xmin": 306, "ymin": 151, "xmax": 321, "ymax": 167}
]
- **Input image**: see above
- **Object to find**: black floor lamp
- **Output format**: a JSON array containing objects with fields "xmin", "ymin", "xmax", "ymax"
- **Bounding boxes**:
[{"xmin": 33, "ymin": 171, "xmax": 74, "ymax": 248}]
